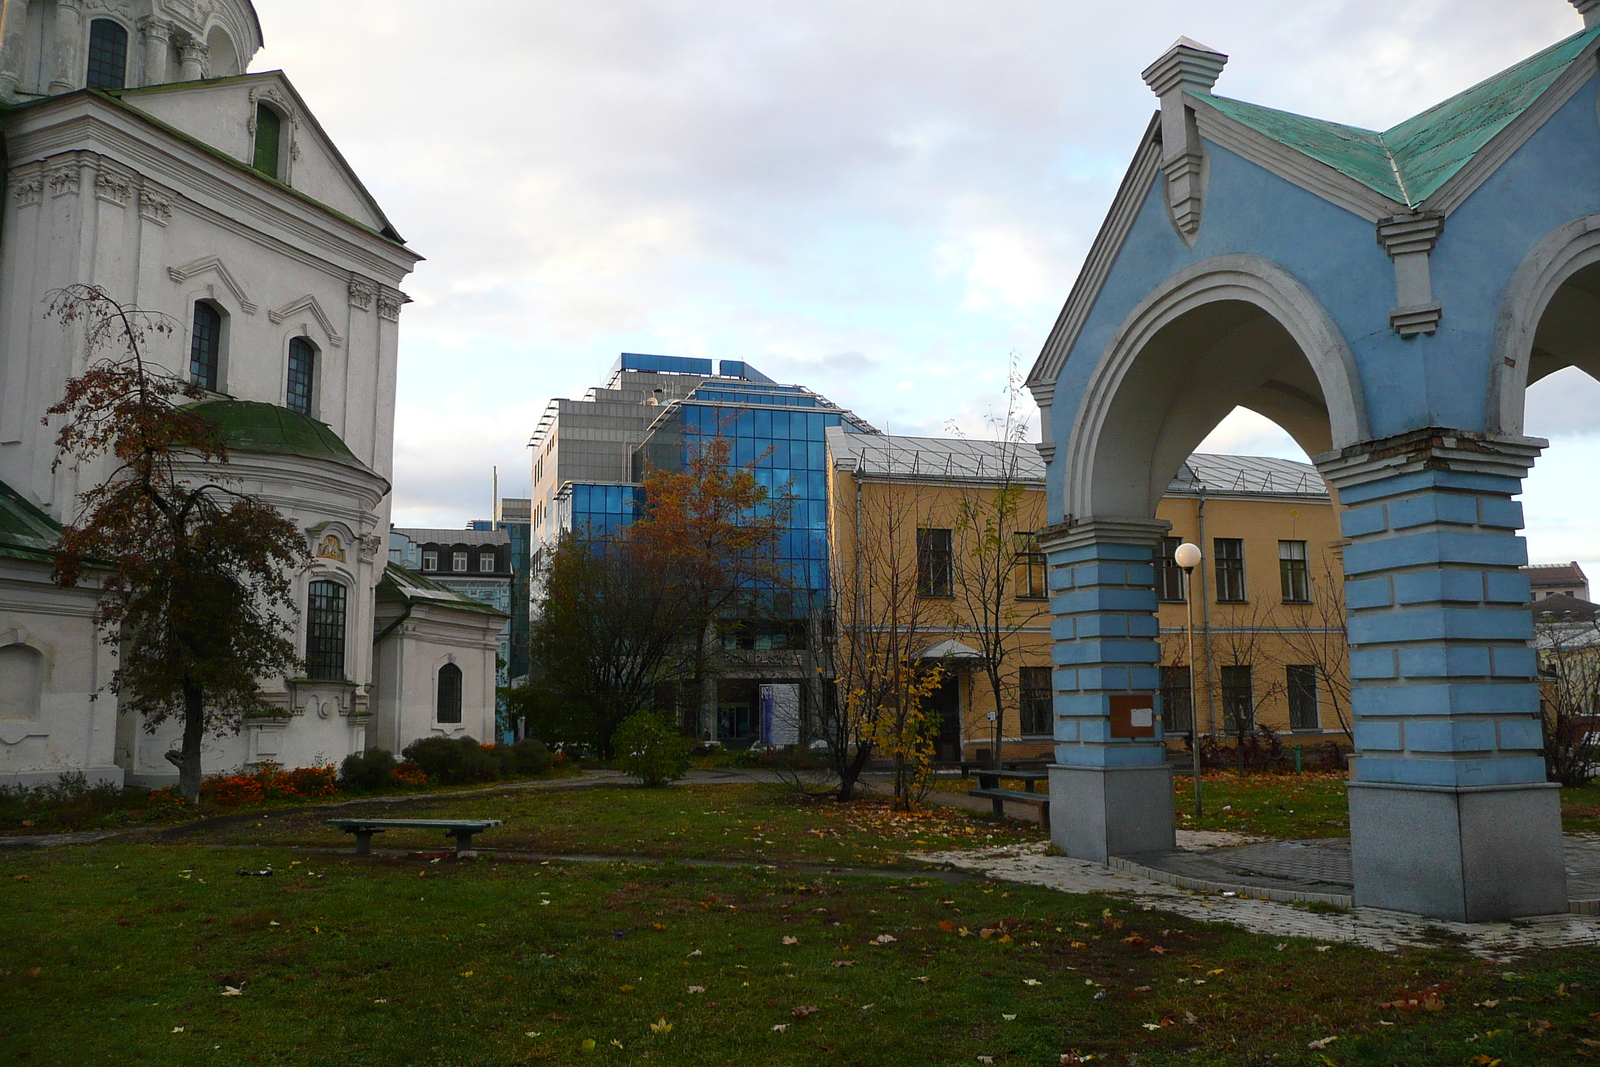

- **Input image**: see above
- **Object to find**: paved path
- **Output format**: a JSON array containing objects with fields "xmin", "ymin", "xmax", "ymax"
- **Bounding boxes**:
[{"xmin": 909, "ymin": 840, "xmax": 1600, "ymax": 961}]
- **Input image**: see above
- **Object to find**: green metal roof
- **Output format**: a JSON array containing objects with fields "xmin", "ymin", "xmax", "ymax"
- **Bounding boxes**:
[
  {"xmin": 0, "ymin": 480, "xmax": 60, "ymax": 564},
  {"xmin": 377, "ymin": 563, "xmax": 507, "ymax": 617},
  {"xmin": 1199, "ymin": 24, "xmax": 1600, "ymax": 208},
  {"xmin": 187, "ymin": 400, "xmax": 376, "ymax": 476}
]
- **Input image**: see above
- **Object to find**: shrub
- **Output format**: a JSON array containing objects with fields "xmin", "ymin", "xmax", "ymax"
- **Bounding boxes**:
[
  {"xmin": 506, "ymin": 738, "xmax": 552, "ymax": 777},
  {"xmin": 392, "ymin": 762, "xmax": 429, "ymax": 786},
  {"xmin": 204, "ymin": 774, "xmax": 264, "ymax": 806},
  {"xmin": 341, "ymin": 749, "xmax": 398, "ymax": 793},
  {"xmin": 613, "ymin": 711, "xmax": 693, "ymax": 787},
  {"xmin": 401, "ymin": 735, "xmax": 500, "ymax": 785},
  {"xmin": 283, "ymin": 765, "xmax": 339, "ymax": 797}
]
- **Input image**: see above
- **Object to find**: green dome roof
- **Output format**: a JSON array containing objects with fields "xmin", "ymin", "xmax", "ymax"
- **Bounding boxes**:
[{"xmin": 186, "ymin": 400, "xmax": 376, "ymax": 476}]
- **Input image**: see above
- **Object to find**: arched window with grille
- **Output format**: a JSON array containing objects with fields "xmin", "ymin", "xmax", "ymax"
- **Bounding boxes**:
[
  {"xmin": 436, "ymin": 663, "xmax": 463, "ymax": 724},
  {"xmin": 287, "ymin": 338, "xmax": 315, "ymax": 415},
  {"xmin": 306, "ymin": 579, "xmax": 346, "ymax": 681},
  {"xmin": 190, "ymin": 302, "xmax": 222, "ymax": 392},
  {"xmin": 86, "ymin": 20, "xmax": 128, "ymax": 89},
  {"xmin": 253, "ymin": 104, "xmax": 282, "ymax": 179}
]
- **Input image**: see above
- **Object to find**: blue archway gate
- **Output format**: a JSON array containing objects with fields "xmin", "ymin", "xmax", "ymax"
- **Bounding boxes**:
[{"xmin": 1027, "ymin": 4, "xmax": 1600, "ymax": 921}]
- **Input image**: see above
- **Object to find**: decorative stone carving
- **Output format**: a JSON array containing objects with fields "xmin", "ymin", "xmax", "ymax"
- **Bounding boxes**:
[
  {"xmin": 1142, "ymin": 38, "xmax": 1227, "ymax": 243},
  {"xmin": 1377, "ymin": 212, "xmax": 1445, "ymax": 337},
  {"xmin": 376, "ymin": 288, "xmax": 408, "ymax": 322},
  {"xmin": 267, "ymin": 294, "xmax": 344, "ymax": 347},
  {"xmin": 138, "ymin": 188, "xmax": 173, "ymax": 225},
  {"xmin": 348, "ymin": 277, "xmax": 376, "ymax": 311},
  {"xmin": 94, "ymin": 170, "xmax": 132, "ymax": 206},
  {"xmin": 360, "ymin": 534, "xmax": 383, "ymax": 559},
  {"xmin": 1574, "ymin": 0, "xmax": 1600, "ymax": 29},
  {"xmin": 10, "ymin": 173, "xmax": 42, "ymax": 207},
  {"xmin": 47, "ymin": 164, "xmax": 80, "ymax": 198}
]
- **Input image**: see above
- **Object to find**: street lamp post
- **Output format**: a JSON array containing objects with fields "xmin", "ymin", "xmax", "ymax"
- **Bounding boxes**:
[{"xmin": 1174, "ymin": 541, "xmax": 1204, "ymax": 821}]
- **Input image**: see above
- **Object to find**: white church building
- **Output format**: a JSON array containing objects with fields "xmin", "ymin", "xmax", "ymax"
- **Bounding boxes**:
[{"xmin": 0, "ymin": 0, "xmax": 502, "ymax": 787}]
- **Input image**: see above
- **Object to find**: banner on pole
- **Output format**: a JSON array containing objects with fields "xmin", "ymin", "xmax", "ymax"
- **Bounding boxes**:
[{"xmin": 759, "ymin": 684, "xmax": 801, "ymax": 746}]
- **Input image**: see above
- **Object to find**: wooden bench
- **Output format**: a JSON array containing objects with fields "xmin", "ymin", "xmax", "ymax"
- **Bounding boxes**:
[
  {"xmin": 969, "ymin": 789, "xmax": 1050, "ymax": 829},
  {"xmin": 960, "ymin": 759, "xmax": 1049, "ymax": 778},
  {"xmin": 324, "ymin": 818, "xmax": 504, "ymax": 857}
]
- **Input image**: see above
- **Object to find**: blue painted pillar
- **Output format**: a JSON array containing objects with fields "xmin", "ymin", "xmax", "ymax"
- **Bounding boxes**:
[
  {"xmin": 1319, "ymin": 430, "xmax": 1567, "ymax": 921},
  {"xmin": 1037, "ymin": 518, "xmax": 1175, "ymax": 862}
]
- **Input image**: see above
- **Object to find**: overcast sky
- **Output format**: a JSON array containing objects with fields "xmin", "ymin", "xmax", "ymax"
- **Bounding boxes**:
[{"xmin": 253, "ymin": 0, "xmax": 1599, "ymax": 578}]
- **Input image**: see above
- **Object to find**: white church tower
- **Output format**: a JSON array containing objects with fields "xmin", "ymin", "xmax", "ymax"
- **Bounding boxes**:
[{"xmin": 0, "ymin": 2, "xmax": 502, "ymax": 788}]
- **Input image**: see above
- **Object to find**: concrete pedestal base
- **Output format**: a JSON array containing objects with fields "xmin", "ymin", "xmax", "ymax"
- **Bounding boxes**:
[
  {"xmin": 1049, "ymin": 763, "xmax": 1175, "ymax": 863},
  {"xmin": 1348, "ymin": 780, "xmax": 1567, "ymax": 921}
]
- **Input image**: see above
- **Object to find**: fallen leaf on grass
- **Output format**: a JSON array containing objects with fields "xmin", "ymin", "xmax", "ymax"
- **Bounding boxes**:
[
  {"xmin": 581, "ymin": 1039, "xmax": 595, "ymax": 1051},
  {"xmin": 523, "ymin": 1031, "xmax": 540, "ymax": 1037},
  {"xmin": 1475, "ymin": 1000, "xmax": 1500, "ymax": 1008},
  {"xmin": 792, "ymin": 1005, "xmax": 819, "ymax": 1017},
  {"xmin": 650, "ymin": 1019, "xmax": 672, "ymax": 1035},
  {"xmin": 1184, "ymin": 1012, "xmax": 1199, "ymax": 1025},
  {"xmin": 1206, "ymin": 969, "xmax": 1224, "ymax": 976},
  {"xmin": 1133, "ymin": 986, "xmax": 1152, "ymax": 993},
  {"xmin": 373, "ymin": 999, "xmax": 388, "ymax": 1005},
  {"xmin": 875, "ymin": 934, "xmax": 897, "ymax": 944},
  {"xmin": 1149, "ymin": 945, "xmax": 1169, "ymax": 954},
  {"xmin": 1122, "ymin": 935, "xmax": 1147, "ymax": 948},
  {"xmin": 939, "ymin": 920, "xmax": 955, "ymax": 931},
  {"xmin": 771, "ymin": 1024, "xmax": 788, "ymax": 1033},
  {"xmin": 977, "ymin": 1057, "xmax": 994, "ymax": 1064},
  {"xmin": 1307, "ymin": 1036, "xmax": 1338, "ymax": 1050},
  {"xmin": 782, "ymin": 936, "xmax": 799, "ymax": 945},
  {"xmin": 220, "ymin": 986, "xmax": 243, "ymax": 997},
  {"xmin": 1069, "ymin": 941, "xmax": 1087, "ymax": 949},
  {"xmin": 687, "ymin": 986, "xmax": 705, "ymax": 994},
  {"xmin": 1315, "ymin": 945, "xmax": 1331, "ymax": 952},
  {"xmin": 1142, "ymin": 1023, "xmax": 1161, "ymax": 1031},
  {"xmin": 912, "ymin": 976, "xmax": 930, "ymax": 983},
  {"xmin": 686, "ymin": 949, "xmax": 701, "ymax": 957},
  {"xmin": 1472, "ymin": 1057, "xmax": 1502, "ymax": 1066},
  {"xmin": 170, "ymin": 1028, "xmax": 184, "ymax": 1034},
  {"xmin": 832, "ymin": 961, "xmax": 856, "ymax": 968},
  {"xmin": 1001, "ymin": 1013, "xmax": 1016, "ymax": 1021},
  {"xmin": 1023, "ymin": 978, "xmax": 1043, "ymax": 987}
]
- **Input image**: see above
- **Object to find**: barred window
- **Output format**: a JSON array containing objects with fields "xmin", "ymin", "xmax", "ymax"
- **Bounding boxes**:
[
  {"xmin": 1160, "ymin": 665, "xmax": 1193, "ymax": 734},
  {"xmin": 287, "ymin": 338, "xmax": 315, "ymax": 415},
  {"xmin": 1014, "ymin": 532, "xmax": 1047, "ymax": 599},
  {"xmin": 917, "ymin": 528, "xmax": 953, "ymax": 598},
  {"xmin": 1156, "ymin": 537, "xmax": 1186, "ymax": 602},
  {"xmin": 1019, "ymin": 666, "xmax": 1052, "ymax": 737},
  {"xmin": 1287, "ymin": 665, "xmax": 1320, "ymax": 730},
  {"xmin": 1221, "ymin": 664, "xmax": 1253, "ymax": 733},
  {"xmin": 1214, "ymin": 538, "xmax": 1246, "ymax": 603},
  {"xmin": 86, "ymin": 20, "xmax": 128, "ymax": 89},
  {"xmin": 1279, "ymin": 540, "xmax": 1310, "ymax": 603},
  {"xmin": 189, "ymin": 302, "xmax": 222, "ymax": 392},
  {"xmin": 306, "ymin": 580, "xmax": 346, "ymax": 681},
  {"xmin": 436, "ymin": 663, "xmax": 463, "ymax": 724}
]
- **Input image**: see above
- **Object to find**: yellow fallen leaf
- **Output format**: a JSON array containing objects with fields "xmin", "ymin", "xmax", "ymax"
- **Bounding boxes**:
[
  {"xmin": 220, "ymin": 986, "xmax": 242, "ymax": 997},
  {"xmin": 771, "ymin": 1024, "xmax": 788, "ymax": 1033},
  {"xmin": 650, "ymin": 1018, "xmax": 673, "ymax": 1035},
  {"xmin": 581, "ymin": 1038, "xmax": 596, "ymax": 1051},
  {"xmin": 619, "ymin": 985, "xmax": 634, "ymax": 993},
  {"xmin": 1307, "ymin": 1036, "xmax": 1338, "ymax": 1050},
  {"xmin": 1001, "ymin": 1013, "xmax": 1016, "ymax": 1021},
  {"xmin": 1023, "ymin": 979, "xmax": 1042, "ymax": 987},
  {"xmin": 782, "ymin": 936, "xmax": 799, "ymax": 945},
  {"xmin": 461, "ymin": 972, "xmax": 473, "ymax": 978},
  {"xmin": 524, "ymin": 1031, "xmax": 540, "ymax": 1037},
  {"xmin": 1206, "ymin": 969, "xmax": 1224, "ymax": 976}
]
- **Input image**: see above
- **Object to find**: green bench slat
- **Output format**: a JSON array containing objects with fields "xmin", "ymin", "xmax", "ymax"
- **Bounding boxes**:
[
  {"xmin": 969, "ymin": 789, "xmax": 1048, "ymax": 805},
  {"xmin": 324, "ymin": 819, "xmax": 503, "ymax": 830}
]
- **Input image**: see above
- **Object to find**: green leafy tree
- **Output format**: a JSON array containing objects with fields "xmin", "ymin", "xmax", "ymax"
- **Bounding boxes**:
[
  {"xmin": 46, "ymin": 285, "xmax": 309, "ymax": 803},
  {"xmin": 613, "ymin": 710, "xmax": 694, "ymax": 786}
]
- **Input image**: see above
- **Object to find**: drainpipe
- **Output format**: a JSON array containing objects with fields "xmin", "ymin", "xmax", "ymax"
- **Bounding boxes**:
[{"xmin": 1196, "ymin": 489, "xmax": 1217, "ymax": 736}]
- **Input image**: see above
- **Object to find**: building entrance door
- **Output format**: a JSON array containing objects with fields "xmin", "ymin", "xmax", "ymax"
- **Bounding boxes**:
[{"xmin": 929, "ymin": 676, "xmax": 962, "ymax": 763}]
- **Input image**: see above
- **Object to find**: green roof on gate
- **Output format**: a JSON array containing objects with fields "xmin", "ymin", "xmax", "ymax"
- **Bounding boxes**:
[
  {"xmin": 186, "ymin": 400, "xmax": 376, "ymax": 476},
  {"xmin": 1197, "ymin": 24, "xmax": 1600, "ymax": 207}
]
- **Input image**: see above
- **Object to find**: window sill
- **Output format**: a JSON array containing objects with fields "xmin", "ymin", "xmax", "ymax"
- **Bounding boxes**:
[
  {"xmin": 1016, "ymin": 595, "xmax": 1049, "ymax": 601},
  {"xmin": 1282, "ymin": 599, "xmax": 1313, "ymax": 606},
  {"xmin": 1216, "ymin": 599, "xmax": 1248, "ymax": 605}
]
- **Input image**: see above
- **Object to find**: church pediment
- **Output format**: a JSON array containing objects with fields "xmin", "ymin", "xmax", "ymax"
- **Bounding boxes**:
[{"xmin": 109, "ymin": 71, "xmax": 403, "ymax": 242}]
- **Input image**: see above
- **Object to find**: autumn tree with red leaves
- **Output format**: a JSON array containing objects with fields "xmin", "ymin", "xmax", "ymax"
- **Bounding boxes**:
[{"xmin": 46, "ymin": 285, "xmax": 309, "ymax": 803}]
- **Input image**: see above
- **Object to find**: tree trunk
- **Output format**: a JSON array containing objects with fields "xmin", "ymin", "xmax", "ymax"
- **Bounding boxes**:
[{"xmin": 165, "ymin": 681, "xmax": 206, "ymax": 804}]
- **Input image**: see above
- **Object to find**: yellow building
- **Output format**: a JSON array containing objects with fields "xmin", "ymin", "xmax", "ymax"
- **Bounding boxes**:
[{"xmin": 825, "ymin": 431, "xmax": 1347, "ymax": 763}]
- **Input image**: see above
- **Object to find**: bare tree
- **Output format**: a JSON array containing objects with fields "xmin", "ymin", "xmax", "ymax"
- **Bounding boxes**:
[
  {"xmin": 1533, "ymin": 602, "xmax": 1600, "ymax": 787},
  {"xmin": 1208, "ymin": 598, "xmax": 1285, "ymax": 773},
  {"xmin": 1268, "ymin": 552, "xmax": 1352, "ymax": 742},
  {"xmin": 945, "ymin": 359, "xmax": 1048, "ymax": 770},
  {"xmin": 818, "ymin": 438, "xmax": 943, "ymax": 802}
]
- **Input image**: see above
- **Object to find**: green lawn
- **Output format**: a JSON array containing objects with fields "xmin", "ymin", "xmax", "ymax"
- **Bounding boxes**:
[
  {"xmin": 165, "ymin": 783, "xmax": 1045, "ymax": 867},
  {"xmin": 5, "ymin": 786, "xmax": 1600, "ymax": 1065}
]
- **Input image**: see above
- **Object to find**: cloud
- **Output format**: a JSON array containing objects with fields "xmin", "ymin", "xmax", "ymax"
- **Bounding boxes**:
[{"xmin": 250, "ymin": 0, "xmax": 1586, "ymax": 529}]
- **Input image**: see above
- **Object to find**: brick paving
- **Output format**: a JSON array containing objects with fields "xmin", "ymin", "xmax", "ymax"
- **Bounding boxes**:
[{"xmin": 909, "ymin": 839, "xmax": 1600, "ymax": 960}]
